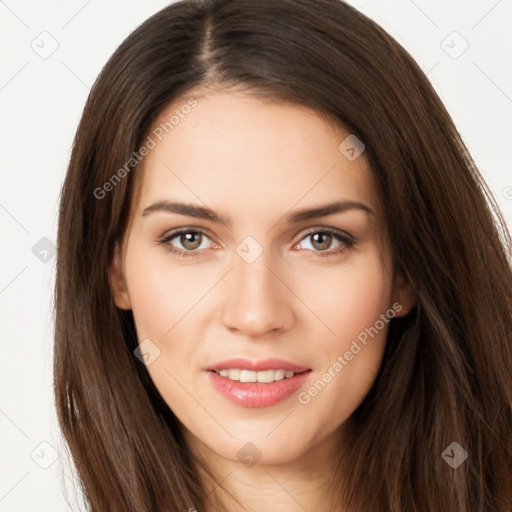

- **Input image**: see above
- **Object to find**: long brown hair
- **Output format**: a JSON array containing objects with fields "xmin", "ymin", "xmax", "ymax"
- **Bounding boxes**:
[{"xmin": 54, "ymin": 0, "xmax": 512, "ymax": 510}]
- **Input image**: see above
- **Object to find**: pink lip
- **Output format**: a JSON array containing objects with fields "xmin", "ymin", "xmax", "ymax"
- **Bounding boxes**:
[
  {"xmin": 206, "ymin": 358, "xmax": 312, "ymax": 408},
  {"xmin": 207, "ymin": 370, "xmax": 311, "ymax": 408},
  {"xmin": 206, "ymin": 358, "xmax": 310, "ymax": 373}
]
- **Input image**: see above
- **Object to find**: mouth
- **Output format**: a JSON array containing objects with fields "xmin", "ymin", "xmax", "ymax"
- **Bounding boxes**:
[{"xmin": 206, "ymin": 358, "xmax": 312, "ymax": 408}]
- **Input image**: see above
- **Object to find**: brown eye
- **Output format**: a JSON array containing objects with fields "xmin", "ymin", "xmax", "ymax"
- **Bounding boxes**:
[
  {"xmin": 296, "ymin": 229, "xmax": 354, "ymax": 257},
  {"xmin": 309, "ymin": 232, "xmax": 333, "ymax": 251},
  {"xmin": 159, "ymin": 229, "xmax": 214, "ymax": 257},
  {"xmin": 179, "ymin": 232, "xmax": 203, "ymax": 250}
]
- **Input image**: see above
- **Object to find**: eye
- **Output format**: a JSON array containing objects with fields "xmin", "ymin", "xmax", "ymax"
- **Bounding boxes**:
[
  {"xmin": 158, "ymin": 229, "xmax": 215, "ymax": 258},
  {"xmin": 295, "ymin": 229, "xmax": 354, "ymax": 257}
]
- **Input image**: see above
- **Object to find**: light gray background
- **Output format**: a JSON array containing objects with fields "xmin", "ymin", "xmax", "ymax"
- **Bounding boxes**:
[{"xmin": 1, "ymin": 1, "xmax": 511, "ymax": 510}]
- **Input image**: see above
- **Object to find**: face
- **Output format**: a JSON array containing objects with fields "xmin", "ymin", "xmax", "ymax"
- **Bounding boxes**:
[{"xmin": 110, "ymin": 90, "xmax": 413, "ymax": 466}]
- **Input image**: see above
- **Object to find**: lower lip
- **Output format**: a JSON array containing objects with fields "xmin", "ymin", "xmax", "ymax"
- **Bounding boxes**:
[{"xmin": 207, "ymin": 370, "xmax": 311, "ymax": 408}]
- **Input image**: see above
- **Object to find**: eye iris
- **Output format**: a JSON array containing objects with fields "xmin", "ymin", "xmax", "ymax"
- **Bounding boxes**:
[
  {"xmin": 311, "ymin": 232, "xmax": 332, "ymax": 251},
  {"xmin": 181, "ymin": 232, "xmax": 202, "ymax": 250}
]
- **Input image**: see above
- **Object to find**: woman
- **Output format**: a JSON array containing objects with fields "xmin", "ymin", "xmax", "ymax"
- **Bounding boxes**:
[{"xmin": 54, "ymin": 0, "xmax": 512, "ymax": 510}]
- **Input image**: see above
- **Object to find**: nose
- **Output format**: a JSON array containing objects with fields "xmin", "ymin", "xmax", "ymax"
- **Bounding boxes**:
[{"xmin": 221, "ymin": 251, "xmax": 295, "ymax": 338}]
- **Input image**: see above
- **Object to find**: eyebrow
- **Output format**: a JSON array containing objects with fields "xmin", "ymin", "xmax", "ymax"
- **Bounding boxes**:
[{"xmin": 141, "ymin": 199, "xmax": 374, "ymax": 226}]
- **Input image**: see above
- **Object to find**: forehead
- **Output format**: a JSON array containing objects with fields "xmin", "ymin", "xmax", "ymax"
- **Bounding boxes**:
[{"xmin": 134, "ymin": 91, "xmax": 379, "ymax": 218}]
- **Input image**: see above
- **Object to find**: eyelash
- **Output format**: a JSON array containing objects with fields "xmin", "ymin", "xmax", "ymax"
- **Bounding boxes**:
[{"xmin": 157, "ymin": 227, "xmax": 355, "ymax": 260}]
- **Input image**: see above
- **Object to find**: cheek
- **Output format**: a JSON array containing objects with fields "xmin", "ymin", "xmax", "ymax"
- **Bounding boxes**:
[
  {"xmin": 302, "ymin": 249, "xmax": 391, "ymax": 344},
  {"xmin": 296, "ymin": 251, "xmax": 391, "ymax": 418},
  {"xmin": 124, "ymin": 245, "xmax": 205, "ymax": 339}
]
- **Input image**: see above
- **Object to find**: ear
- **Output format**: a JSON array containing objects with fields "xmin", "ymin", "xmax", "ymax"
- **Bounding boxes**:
[
  {"xmin": 391, "ymin": 271, "xmax": 417, "ymax": 317},
  {"xmin": 109, "ymin": 243, "xmax": 132, "ymax": 310}
]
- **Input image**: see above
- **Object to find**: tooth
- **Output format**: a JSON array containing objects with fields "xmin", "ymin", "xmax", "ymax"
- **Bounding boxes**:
[
  {"xmin": 256, "ymin": 370, "xmax": 275, "ymax": 383},
  {"xmin": 217, "ymin": 368, "xmax": 298, "ymax": 382},
  {"xmin": 274, "ymin": 369, "xmax": 285, "ymax": 381},
  {"xmin": 228, "ymin": 369, "xmax": 241, "ymax": 381},
  {"xmin": 239, "ymin": 370, "xmax": 257, "ymax": 382}
]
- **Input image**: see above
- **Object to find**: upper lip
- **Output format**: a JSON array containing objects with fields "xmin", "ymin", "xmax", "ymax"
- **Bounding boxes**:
[{"xmin": 207, "ymin": 358, "xmax": 310, "ymax": 373}]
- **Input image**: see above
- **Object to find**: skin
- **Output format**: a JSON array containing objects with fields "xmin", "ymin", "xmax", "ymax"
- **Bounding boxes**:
[{"xmin": 110, "ymin": 90, "xmax": 415, "ymax": 512}]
